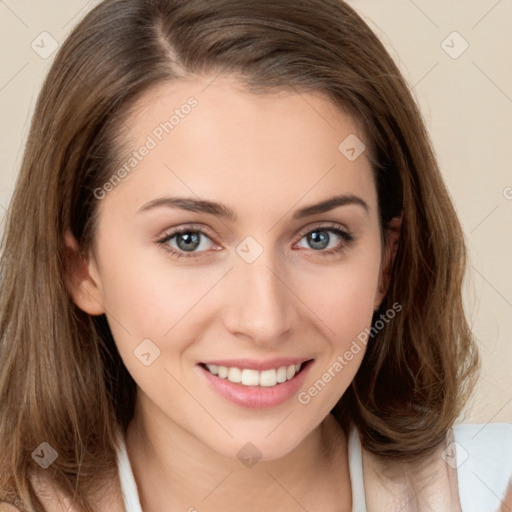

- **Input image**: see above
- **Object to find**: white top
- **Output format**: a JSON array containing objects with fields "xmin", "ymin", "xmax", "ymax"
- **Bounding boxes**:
[{"xmin": 116, "ymin": 422, "xmax": 512, "ymax": 512}]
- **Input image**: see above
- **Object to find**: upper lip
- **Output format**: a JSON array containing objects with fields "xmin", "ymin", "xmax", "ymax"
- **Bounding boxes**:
[{"xmin": 200, "ymin": 357, "xmax": 313, "ymax": 371}]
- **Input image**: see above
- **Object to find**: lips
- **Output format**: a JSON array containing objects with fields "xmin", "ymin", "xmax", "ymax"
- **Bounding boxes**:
[{"xmin": 197, "ymin": 359, "xmax": 314, "ymax": 408}]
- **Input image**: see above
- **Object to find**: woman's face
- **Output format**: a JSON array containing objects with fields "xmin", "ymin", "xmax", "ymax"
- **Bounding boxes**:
[{"xmin": 70, "ymin": 75, "xmax": 390, "ymax": 460}]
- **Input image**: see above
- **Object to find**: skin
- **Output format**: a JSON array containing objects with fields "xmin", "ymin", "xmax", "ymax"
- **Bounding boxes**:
[{"xmin": 65, "ymin": 74, "xmax": 401, "ymax": 512}]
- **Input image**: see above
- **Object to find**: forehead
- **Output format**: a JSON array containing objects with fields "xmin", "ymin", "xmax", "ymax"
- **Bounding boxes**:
[{"xmin": 106, "ymin": 75, "xmax": 377, "ymax": 217}]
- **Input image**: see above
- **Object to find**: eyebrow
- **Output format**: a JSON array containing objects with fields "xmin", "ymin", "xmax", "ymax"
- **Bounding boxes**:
[{"xmin": 137, "ymin": 193, "xmax": 369, "ymax": 220}]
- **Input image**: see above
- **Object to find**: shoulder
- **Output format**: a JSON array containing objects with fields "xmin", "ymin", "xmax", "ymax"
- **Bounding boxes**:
[
  {"xmin": 453, "ymin": 422, "xmax": 512, "ymax": 512},
  {"xmin": 358, "ymin": 422, "xmax": 512, "ymax": 511}
]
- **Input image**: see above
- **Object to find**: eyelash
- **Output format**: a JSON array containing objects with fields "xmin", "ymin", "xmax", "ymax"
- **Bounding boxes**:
[{"xmin": 156, "ymin": 222, "xmax": 356, "ymax": 260}]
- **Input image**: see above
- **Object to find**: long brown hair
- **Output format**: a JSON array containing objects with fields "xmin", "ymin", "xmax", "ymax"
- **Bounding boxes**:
[{"xmin": 0, "ymin": 0, "xmax": 479, "ymax": 509}]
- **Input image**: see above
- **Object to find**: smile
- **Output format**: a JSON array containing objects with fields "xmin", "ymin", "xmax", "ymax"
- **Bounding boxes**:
[
  {"xmin": 198, "ymin": 359, "xmax": 314, "ymax": 408},
  {"xmin": 204, "ymin": 362, "xmax": 304, "ymax": 387}
]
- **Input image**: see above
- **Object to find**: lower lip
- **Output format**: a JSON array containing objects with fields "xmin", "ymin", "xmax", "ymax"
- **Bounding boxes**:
[{"xmin": 198, "ymin": 361, "xmax": 313, "ymax": 409}]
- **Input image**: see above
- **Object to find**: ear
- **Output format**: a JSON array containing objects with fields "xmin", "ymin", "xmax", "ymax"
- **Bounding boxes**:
[
  {"xmin": 374, "ymin": 212, "xmax": 402, "ymax": 310},
  {"xmin": 62, "ymin": 229, "xmax": 106, "ymax": 316}
]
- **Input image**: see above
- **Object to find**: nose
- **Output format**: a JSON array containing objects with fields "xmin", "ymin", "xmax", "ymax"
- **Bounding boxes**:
[{"xmin": 221, "ymin": 248, "xmax": 297, "ymax": 348}]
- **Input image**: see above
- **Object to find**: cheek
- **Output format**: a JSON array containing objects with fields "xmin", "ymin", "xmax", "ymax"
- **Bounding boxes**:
[
  {"xmin": 295, "ymin": 242, "xmax": 382, "ymax": 400},
  {"xmin": 95, "ymin": 237, "xmax": 231, "ymax": 387},
  {"xmin": 97, "ymin": 231, "xmax": 206, "ymax": 333},
  {"xmin": 313, "ymin": 265, "xmax": 378, "ymax": 319},
  {"xmin": 298, "ymin": 247, "xmax": 382, "ymax": 343},
  {"xmin": 97, "ymin": 249, "xmax": 205, "ymax": 398}
]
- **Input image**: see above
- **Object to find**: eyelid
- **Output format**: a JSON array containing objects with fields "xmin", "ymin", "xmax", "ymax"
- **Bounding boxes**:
[
  {"xmin": 156, "ymin": 221, "xmax": 351, "ymax": 244},
  {"xmin": 156, "ymin": 221, "xmax": 355, "ymax": 259},
  {"xmin": 295, "ymin": 221, "xmax": 352, "ymax": 239},
  {"xmin": 155, "ymin": 223, "xmax": 221, "ymax": 258},
  {"xmin": 156, "ymin": 223, "xmax": 218, "ymax": 243}
]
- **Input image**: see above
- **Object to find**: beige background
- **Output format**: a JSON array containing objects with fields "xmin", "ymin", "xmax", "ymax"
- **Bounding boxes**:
[{"xmin": 0, "ymin": 1, "xmax": 510, "ymax": 423}]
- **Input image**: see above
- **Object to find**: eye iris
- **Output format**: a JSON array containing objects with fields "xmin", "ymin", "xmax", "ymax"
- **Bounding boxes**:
[
  {"xmin": 308, "ymin": 230, "xmax": 329, "ymax": 250},
  {"xmin": 177, "ymin": 232, "xmax": 200, "ymax": 251},
  {"xmin": 167, "ymin": 229, "xmax": 341, "ymax": 254}
]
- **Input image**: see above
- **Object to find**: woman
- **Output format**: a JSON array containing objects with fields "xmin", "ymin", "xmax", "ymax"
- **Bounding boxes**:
[{"xmin": 0, "ymin": 0, "xmax": 510, "ymax": 510}]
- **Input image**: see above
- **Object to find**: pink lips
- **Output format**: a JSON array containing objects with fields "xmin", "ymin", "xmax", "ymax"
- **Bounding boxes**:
[{"xmin": 197, "ymin": 359, "xmax": 313, "ymax": 409}]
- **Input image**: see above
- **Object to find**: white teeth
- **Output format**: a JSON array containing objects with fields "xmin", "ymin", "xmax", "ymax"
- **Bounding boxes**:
[
  {"xmin": 205, "ymin": 362, "xmax": 305, "ymax": 387},
  {"xmin": 228, "ymin": 367, "xmax": 242, "ymax": 383},
  {"xmin": 276, "ymin": 366, "xmax": 287, "ymax": 383},
  {"xmin": 206, "ymin": 364, "xmax": 218, "ymax": 375},
  {"xmin": 241, "ymin": 369, "xmax": 259, "ymax": 386},
  {"xmin": 259, "ymin": 369, "xmax": 277, "ymax": 387}
]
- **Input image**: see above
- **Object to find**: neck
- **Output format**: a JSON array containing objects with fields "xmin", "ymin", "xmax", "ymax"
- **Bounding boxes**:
[{"xmin": 125, "ymin": 400, "xmax": 351, "ymax": 512}]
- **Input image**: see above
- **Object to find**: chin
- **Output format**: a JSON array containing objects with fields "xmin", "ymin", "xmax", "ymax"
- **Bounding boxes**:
[{"xmin": 203, "ymin": 421, "xmax": 310, "ymax": 464}]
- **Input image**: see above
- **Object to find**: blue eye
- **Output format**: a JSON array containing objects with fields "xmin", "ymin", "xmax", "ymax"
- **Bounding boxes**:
[
  {"xmin": 157, "ymin": 227, "xmax": 216, "ymax": 259},
  {"xmin": 156, "ymin": 223, "xmax": 356, "ymax": 260},
  {"xmin": 296, "ymin": 227, "xmax": 355, "ymax": 254}
]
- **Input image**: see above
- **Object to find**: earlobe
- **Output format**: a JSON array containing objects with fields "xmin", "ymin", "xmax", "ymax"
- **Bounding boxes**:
[
  {"xmin": 374, "ymin": 212, "xmax": 403, "ymax": 310},
  {"xmin": 62, "ymin": 229, "xmax": 105, "ymax": 316}
]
